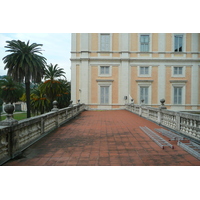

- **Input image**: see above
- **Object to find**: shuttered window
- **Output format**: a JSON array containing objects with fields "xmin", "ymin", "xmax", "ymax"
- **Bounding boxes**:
[
  {"xmin": 100, "ymin": 66, "xmax": 110, "ymax": 75},
  {"xmin": 174, "ymin": 87, "xmax": 182, "ymax": 104},
  {"xmin": 100, "ymin": 34, "xmax": 110, "ymax": 51},
  {"xmin": 100, "ymin": 86, "xmax": 109, "ymax": 104},
  {"xmin": 140, "ymin": 35, "xmax": 149, "ymax": 52},
  {"xmin": 174, "ymin": 67, "xmax": 183, "ymax": 75},
  {"xmin": 140, "ymin": 67, "xmax": 149, "ymax": 75},
  {"xmin": 140, "ymin": 87, "xmax": 149, "ymax": 104},
  {"xmin": 174, "ymin": 35, "xmax": 183, "ymax": 52}
]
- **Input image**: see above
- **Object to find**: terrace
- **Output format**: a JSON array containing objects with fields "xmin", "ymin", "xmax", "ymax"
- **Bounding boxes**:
[{"xmin": 1, "ymin": 103, "xmax": 200, "ymax": 166}]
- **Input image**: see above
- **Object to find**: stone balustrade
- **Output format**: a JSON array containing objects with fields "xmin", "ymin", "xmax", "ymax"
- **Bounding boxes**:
[
  {"xmin": 0, "ymin": 104, "xmax": 85, "ymax": 165},
  {"xmin": 126, "ymin": 104, "xmax": 200, "ymax": 142}
]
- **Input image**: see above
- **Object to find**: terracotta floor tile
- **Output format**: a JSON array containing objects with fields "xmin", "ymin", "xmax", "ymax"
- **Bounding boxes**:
[{"xmin": 3, "ymin": 110, "xmax": 200, "ymax": 166}]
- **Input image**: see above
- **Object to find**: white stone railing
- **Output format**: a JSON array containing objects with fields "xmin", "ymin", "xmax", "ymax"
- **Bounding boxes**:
[
  {"xmin": 0, "ymin": 104, "xmax": 85, "ymax": 165},
  {"xmin": 126, "ymin": 104, "xmax": 200, "ymax": 142}
]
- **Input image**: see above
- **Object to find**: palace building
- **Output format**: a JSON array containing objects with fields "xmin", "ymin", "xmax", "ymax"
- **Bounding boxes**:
[{"xmin": 70, "ymin": 33, "xmax": 200, "ymax": 110}]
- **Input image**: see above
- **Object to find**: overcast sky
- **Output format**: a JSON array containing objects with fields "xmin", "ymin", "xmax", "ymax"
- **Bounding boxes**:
[{"xmin": 0, "ymin": 33, "xmax": 71, "ymax": 81}]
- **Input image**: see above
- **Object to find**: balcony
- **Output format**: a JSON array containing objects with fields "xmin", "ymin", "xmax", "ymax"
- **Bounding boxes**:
[{"xmin": 1, "ymin": 103, "xmax": 200, "ymax": 166}]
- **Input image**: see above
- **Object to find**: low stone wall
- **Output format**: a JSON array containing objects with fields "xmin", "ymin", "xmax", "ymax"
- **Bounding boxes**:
[
  {"xmin": 0, "ymin": 104, "xmax": 85, "ymax": 165},
  {"xmin": 126, "ymin": 104, "xmax": 200, "ymax": 142}
]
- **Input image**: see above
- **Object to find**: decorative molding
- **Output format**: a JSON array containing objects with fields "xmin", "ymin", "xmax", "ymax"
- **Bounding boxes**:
[
  {"xmin": 71, "ymin": 57, "xmax": 200, "ymax": 63},
  {"xmin": 169, "ymin": 80, "xmax": 187, "ymax": 83},
  {"xmin": 136, "ymin": 80, "xmax": 153, "ymax": 82},
  {"xmin": 71, "ymin": 51, "xmax": 200, "ymax": 54},
  {"xmin": 96, "ymin": 79, "xmax": 114, "ymax": 82}
]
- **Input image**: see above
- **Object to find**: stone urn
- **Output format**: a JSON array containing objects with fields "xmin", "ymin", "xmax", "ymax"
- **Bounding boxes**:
[
  {"xmin": 131, "ymin": 99, "xmax": 134, "ymax": 104},
  {"xmin": 69, "ymin": 100, "xmax": 73, "ymax": 107},
  {"xmin": 141, "ymin": 99, "xmax": 145, "ymax": 106},
  {"xmin": 51, "ymin": 100, "xmax": 59, "ymax": 111},
  {"xmin": 159, "ymin": 98, "xmax": 167, "ymax": 109},
  {"xmin": 4, "ymin": 103, "xmax": 15, "ymax": 114},
  {"xmin": 0, "ymin": 103, "xmax": 18, "ymax": 126}
]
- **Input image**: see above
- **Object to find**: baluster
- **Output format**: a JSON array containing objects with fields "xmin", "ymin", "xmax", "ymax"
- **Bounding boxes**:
[{"xmin": 189, "ymin": 119, "xmax": 193, "ymax": 136}]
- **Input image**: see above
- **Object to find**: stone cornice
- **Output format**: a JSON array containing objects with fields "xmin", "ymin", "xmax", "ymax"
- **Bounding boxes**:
[
  {"xmin": 96, "ymin": 79, "xmax": 114, "ymax": 82},
  {"xmin": 70, "ymin": 57, "xmax": 200, "ymax": 63},
  {"xmin": 71, "ymin": 51, "xmax": 200, "ymax": 54},
  {"xmin": 169, "ymin": 80, "xmax": 188, "ymax": 83},
  {"xmin": 136, "ymin": 80, "xmax": 154, "ymax": 82}
]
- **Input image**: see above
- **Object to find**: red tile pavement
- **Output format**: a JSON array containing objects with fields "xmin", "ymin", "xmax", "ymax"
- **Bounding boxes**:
[{"xmin": 3, "ymin": 110, "xmax": 200, "ymax": 166}]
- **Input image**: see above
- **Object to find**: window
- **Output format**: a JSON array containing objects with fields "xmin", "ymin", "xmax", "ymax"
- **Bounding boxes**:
[
  {"xmin": 174, "ymin": 67, "xmax": 183, "ymax": 75},
  {"xmin": 100, "ymin": 66, "xmax": 110, "ymax": 75},
  {"xmin": 140, "ymin": 86, "xmax": 149, "ymax": 104},
  {"xmin": 100, "ymin": 86, "xmax": 109, "ymax": 104},
  {"xmin": 140, "ymin": 67, "xmax": 149, "ymax": 75},
  {"xmin": 174, "ymin": 35, "xmax": 183, "ymax": 52},
  {"xmin": 174, "ymin": 87, "xmax": 182, "ymax": 104},
  {"xmin": 100, "ymin": 34, "xmax": 110, "ymax": 51},
  {"xmin": 140, "ymin": 35, "xmax": 149, "ymax": 52},
  {"xmin": 171, "ymin": 66, "xmax": 185, "ymax": 77},
  {"xmin": 137, "ymin": 66, "xmax": 152, "ymax": 77}
]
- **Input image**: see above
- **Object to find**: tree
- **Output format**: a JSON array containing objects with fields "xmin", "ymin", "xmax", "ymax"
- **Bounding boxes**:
[
  {"xmin": 2, "ymin": 40, "xmax": 47, "ymax": 118},
  {"xmin": 56, "ymin": 80, "xmax": 71, "ymax": 108},
  {"xmin": 0, "ymin": 76, "xmax": 24, "ymax": 104},
  {"xmin": 40, "ymin": 63, "xmax": 66, "ymax": 105},
  {"xmin": 30, "ymin": 86, "xmax": 50, "ymax": 115}
]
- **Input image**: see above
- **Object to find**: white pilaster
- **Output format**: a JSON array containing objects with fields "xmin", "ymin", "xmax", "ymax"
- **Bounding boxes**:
[
  {"xmin": 80, "ymin": 33, "xmax": 89, "ymax": 51},
  {"xmin": 119, "ymin": 33, "xmax": 130, "ymax": 104},
  {"xmin": 71, "ymin": 33, "xmax": 76, "ymax": 52},
  {"xmin": 158, "ymin": 64, "xmax": 166, "ymax": 104},
  {"xmin": 71, "ymin": 33, "xmax": 77, "ymax": 103},
  {"xmin": 121, "ymin": 33, "xmax": 129, "ymax": 52},
  {"xmin": 158, "ymin": 33, "xmax": 165, "ymax": 58},
  {"xmin": 192, "ymin": 33, "xmax": 198, "ymax": 52},
  {"xmin": 191, "ymin": 64, "xmax": 199, "ymax": 109},
  {"xmin": 71, "ymin": 62, "xmax": 77, "ymax": 103},
  {"xmin": 80, "ymin": 60, "xmax": 89, "ymax": 104}
]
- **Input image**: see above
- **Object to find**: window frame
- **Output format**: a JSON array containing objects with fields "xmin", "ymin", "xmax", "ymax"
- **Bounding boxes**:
[
  {"xmin": 140, "ymin": 34, "xmax": 150, "ymax": 52},
  {"xmin": 173, "ymin": 33, "xmax": 185, "ymax": 52},
  {"xmin": 98, "ymin": 65, "xmax": 112, "ymax": 77},
  {"xmin": 171, "ymin": 66, "xmax": 185, "ymax": 77},
  {"xmin": 140, "ymin": 86, "xmax": 149, "ymax": 104},
  {"xmin": 137, "ymin": 66, "xmax": 152, "ymax": 77},
  {"xmin": 173, "ymin": 86, "xmax": 183, "ymax": 104},
  {"xmin": 137, "ymin": 82, "xmax": 152, "ymax": 105},
  {"xmin": 100, "ymin": 86, "xmax": 109, "ymax": 104},
  {"xmin": 171, "ymin": 82, "xmax": 186, "ymax": 105},
  {"xmin": 174, "ymin": 34, "xmax": 183, "ymax": 52},
  {"xmin": 97, "ymin": 81, "xmax": 112, "ymax": 105},
  {"xmin": 99, "ymin": 33, "xmax": 111, "ymax": 52}
]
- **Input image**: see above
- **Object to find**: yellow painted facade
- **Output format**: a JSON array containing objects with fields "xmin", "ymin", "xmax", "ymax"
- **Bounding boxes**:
[
  {"xmin": 130, "ymin": 34, "xmax": 138, "ymax": 51},
  {"xmin": 130, "ymin": 66, "xmax": 138, "ymax": 104},
  {"xmin": 165, "ymin": 33, "xmax": 172, "ymax": 51},
  {"xmin": 151, "ymin": 66, "xmax": 158, "ymax": 104},
  {"xmin": 111, "ymin": 66, "xmax": 119, "ymax": 104},
  {"xmin": 71, "ymin": 33, "xmax": 200, "ymax": 110},
  {"xmin": 152, "ymin": 33, "xmax": 158, "ymax": 52},
  {"xmin": 112, "ymin": 34, "xmax": 119, "ymax": 51},
  {"xmin": 185, "ymin": 67, "xmax": 191, "ymax": 104},
  {"xmin": 91, "ymin": 33, "xmax": 98, "ymax": 51},
  {"xmin": 91, "ymin": 66, "xmax": 98, "ymax": 104}
]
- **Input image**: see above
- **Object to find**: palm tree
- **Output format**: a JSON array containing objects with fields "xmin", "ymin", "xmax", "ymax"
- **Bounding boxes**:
[
  {"xmin": 2, "ymin": 40, "xmax": 47, "ymax": 118},
  {"xmin": 56, "ymin": 80, "xmax": 71, "ymax": 108},
  {"xmin": 0, "ymin": 76, "xmax": 24, "ymax": 104},
  {"xmin": 40, "ymin": 63, "xmax": 66, "ymax": 104},
  {"xmin": 31, "ymin": 87, "xmax": 50, "ymax": 115}
]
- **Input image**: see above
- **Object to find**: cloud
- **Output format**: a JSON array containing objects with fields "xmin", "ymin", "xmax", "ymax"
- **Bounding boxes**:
[{"xmin": 0, "ymin": 33, "xmax": 71, "ymax": 81}]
